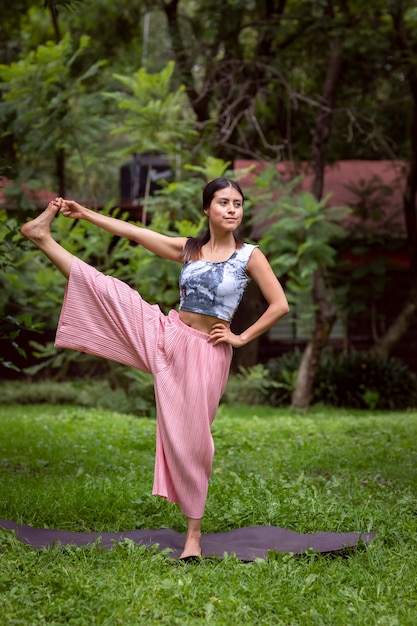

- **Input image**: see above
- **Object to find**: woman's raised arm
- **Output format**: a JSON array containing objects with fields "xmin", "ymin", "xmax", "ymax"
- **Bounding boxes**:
[{"xmin": 59, "ymin": 199, "xmax": 187, "ymax": 263}]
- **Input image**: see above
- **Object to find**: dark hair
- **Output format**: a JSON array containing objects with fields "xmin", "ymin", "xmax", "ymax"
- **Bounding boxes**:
[{"xmin": 183, "ymin": 178, "xmax": 244, "ymax": 262}]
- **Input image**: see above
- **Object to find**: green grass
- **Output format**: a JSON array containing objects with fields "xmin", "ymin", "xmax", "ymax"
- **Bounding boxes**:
[{"xmin": 1, "ymin": 403, "xmax": 417, "ymax": 625}]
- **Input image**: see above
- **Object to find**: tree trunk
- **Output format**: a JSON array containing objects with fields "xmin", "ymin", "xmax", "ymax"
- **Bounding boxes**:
[
  {"xmin": 292, "ymin": 272, "xmax": 337, "ymax": 408},
  {"xmin": 56, "ymin": 148, "xmax": 66, "ymax": 198},
  {"xmin": 291, "ymin": 36, "xmax": 343, "ymax": 410},
  {"xmin": 48, "ymin": 3, "xmax": 66, "ymax": 197},
  {"xmin": 371, "ymin": 279, "xmax": 417, "ymax": 358},
  {"xmin": 48, "ymin": 3, "xmax": 61, "ymax": 44},
  {"xmin": 162, "ymin": 0, "xmax": 210, "ymax": 123},
  {"xmin": 311, "ymin": 38, "xmax": 343, "ymax": 200},
  {"xmin": 370, "ymin": 152, "xmax": 417, "ymax": 358}
]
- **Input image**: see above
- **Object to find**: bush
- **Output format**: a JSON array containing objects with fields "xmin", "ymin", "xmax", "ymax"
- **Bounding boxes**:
[
  {"xmin": 0, "ymin": 369, "xmax": 155, "ymax": 417},
  {"xmin": 267, "ymin": 349, "xmax": 417, "ymax": 409},
  {"xmin": 265, "ymin": 350, "xmax": 302, "ymax": 406},
  {"xmin": 266, "ymin": 349, "xmax": 417, "ymax": 409},
  {"xmin": 314, "ymin": 351, "xmax": 417, "ymax": 410},
  {"xmin": 4, "ymin": 350, "xmax": 416, "ymax": 413},
  {"xmin": 223, "ymin": 363, "xmax": 278, "ymax": 406}
]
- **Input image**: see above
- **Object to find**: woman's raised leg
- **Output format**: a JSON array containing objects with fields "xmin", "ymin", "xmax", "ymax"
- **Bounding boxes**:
[{"xmin": 21, "ymin": 200, "xmax": 74, "ymax": 279}]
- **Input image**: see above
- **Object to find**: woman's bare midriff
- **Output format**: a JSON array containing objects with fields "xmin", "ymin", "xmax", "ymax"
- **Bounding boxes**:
[{"xmin": 178, "ymin": 310, "xmax": 229, "ymax": 335}]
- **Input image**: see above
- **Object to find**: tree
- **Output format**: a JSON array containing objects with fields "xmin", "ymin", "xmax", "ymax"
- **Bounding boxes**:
[
  {"xmin": 371, "ymin": 1, "xmax": 417, "ymax": 357},
  {"xmin": 0, "ymin": 34, "xmax": 107, "ymax": 200},
  {"xmin": 2, "ymin": 0, "xmax": 416, "ymax": 399},
  {"xmin": 291, "ymin": 4, "xmax": 344, "ymax": 408},
  {"xmin": 159, "ymin": 0, "xmax": 317, "ymax": 160},
  {"xmin": 256, "ymin": 169, "xmax": 350, "ymax": 408},
  {"xmin": 107, "ymin": 60, "xmax": 197, "ymax": 221}
]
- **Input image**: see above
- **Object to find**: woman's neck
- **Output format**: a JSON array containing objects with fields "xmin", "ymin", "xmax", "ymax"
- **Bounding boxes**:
[
  {"xmin": 204, "ymin": 232, "xmax": 236, "ymax": 252},
  {"xmin": 201, "ymin": 233, "xmax": 237, "ymax": 262}
]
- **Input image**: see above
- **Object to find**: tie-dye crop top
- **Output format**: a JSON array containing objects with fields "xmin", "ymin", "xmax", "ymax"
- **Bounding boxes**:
[{"xmin": 179, "ymin": 243, "xmax": 258, "ymax": 323}]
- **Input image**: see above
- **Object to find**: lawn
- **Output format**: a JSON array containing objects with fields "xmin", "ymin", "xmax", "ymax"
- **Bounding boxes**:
[{"xmin": 1, "ymin": 403, "xmax": 417, "ymax": 625}]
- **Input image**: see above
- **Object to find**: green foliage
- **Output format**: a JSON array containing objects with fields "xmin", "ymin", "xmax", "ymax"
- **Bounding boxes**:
[
  {"xmin": 185, "ymin": 156, "xmax": 233, "ymax": 181},
  {"xmin": 0, "ymin": 36, "xmax": 103, "ymax": 144},
  {"xmin": 0, "ymin": 211, "xmax": 20, "ymax": 272},
  {"xmin": 223, "ymin": 354, "xmax": 305, "ymax": 409},
  {"xmin": 331, "ymin": 245, "xmax": 391, "ymax": 324},
  {"xmin": 0, "ymin": 372, "xmax": 155, "ymax": 416},
  {"xmin": 105, "ymin": 61, "xmax": 200, "ymax": 221},
  {"xmin": 258, "ymin": 188, "xmax": 349, "ymax": 299},
  {"xmin": 0, "ymin": 33, "xmax": 107, "ymax": 195},
  {"xmin": 329, "ymin": 175, "xmax": 404, "ymax": 323},
  {"xmin": 265, "ymin": 349, "xmax": 304, "ymax": 406},
  {"xmin": 0, "ymin": 211, "xmax": 46, "ymax": 369},
  {"xmin": 223, "ymin": 364, "xmax": 279, "ymax": 406},
  {"xmin": 266, "ymin": 349, "xmax": 417, "ymax": 410},
  {"xmin": 254, "ymin": 170, "xmax": 350, "ymax": 332},
  {"xmin": 315, "ymin": 351, "xmax": 417, "ymax": 410},
  {"xmin": 2, "ymin": 0, "xmax": 417, "ymax": 177},
  {"xmin": 108, "ymin": 61, "xmax": 196, "ymax": 161}
]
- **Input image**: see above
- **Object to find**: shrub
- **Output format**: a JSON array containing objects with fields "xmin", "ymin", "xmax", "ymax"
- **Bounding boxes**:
[
  {"xmin": 0, "ymin": 369, "xmax": 155, "ymax": 417},
  {"xmin": 222, "ymin": 363, "xmax": 278, "ymax": 406},
  {"xmin": 314, "ymin": 351, "xmax": 417, "ymax": 410},
  {"xmin": 266, "ymin": 349, "xmax": 417, "ymax": 409},
  {"xmin": 4, "ymin": 350, "xmax": 416, "ymax": 413},
  {"xmin": 265, "ymin": 349, "xmax": 302, "ymax": 406}
]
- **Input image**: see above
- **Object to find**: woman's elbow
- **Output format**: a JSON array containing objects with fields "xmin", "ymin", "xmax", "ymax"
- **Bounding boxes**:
[{"xmin": 272, "ymin": 300, "xmax": 290, "ymax": 323}]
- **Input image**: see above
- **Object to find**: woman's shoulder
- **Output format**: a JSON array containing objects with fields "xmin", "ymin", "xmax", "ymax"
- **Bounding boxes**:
[{"xmin": 238, "ymin": 242, "xmax": 259, "ymax": 258}]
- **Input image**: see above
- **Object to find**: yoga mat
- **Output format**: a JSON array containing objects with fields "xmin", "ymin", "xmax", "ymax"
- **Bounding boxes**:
[{"xmin": 0, "ymin": 520, "xmax": 375, "ymax": 561}]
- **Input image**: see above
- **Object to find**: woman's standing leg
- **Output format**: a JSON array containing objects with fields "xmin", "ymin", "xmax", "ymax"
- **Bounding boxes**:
[
  {"xmin": 20, "ymin": 200, "xmax": 73, "ymax": 278},
  {"xmin": 182, "ymin": 518, "xmax": 202, "ymax": 559},
  {"xmin": 153, "ymin": 314, "xmax": 233, "ymax": 559}
]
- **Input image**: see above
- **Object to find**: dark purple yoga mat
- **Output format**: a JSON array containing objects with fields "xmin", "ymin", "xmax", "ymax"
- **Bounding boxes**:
[{"xmin": 0, "ymin": 519, "xmax": 375, "ymax": 560}]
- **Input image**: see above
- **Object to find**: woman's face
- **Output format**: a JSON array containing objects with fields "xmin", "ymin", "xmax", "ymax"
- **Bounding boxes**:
[{"xmin": 204, "ymin": 186, "xmax": 243, "ymax": 232}]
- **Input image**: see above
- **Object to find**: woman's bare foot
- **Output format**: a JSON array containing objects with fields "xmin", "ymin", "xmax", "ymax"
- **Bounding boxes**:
[
  {"xmin": 180, "ymin": 517, "xmax": 202, "ymax": 559},
  {"xmin": 21, "ymin": 200, "xmax": 60, "ymax": 244},
  {"xmin": 20, "ymin": 199, "xmax": 73, "ymax": 279},
  {"xmin": 180, "ymin": 532, "xmax": 202, "ymax": 560}
]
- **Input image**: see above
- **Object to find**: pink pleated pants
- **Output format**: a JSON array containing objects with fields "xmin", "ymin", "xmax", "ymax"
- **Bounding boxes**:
[{"xmin": 55, "ymin": 258, "xmax": 232, "ymax": 519}]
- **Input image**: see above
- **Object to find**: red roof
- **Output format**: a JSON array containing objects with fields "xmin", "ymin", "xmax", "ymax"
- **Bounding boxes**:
[{"xmin": 235, "ymin": 160, "xmax": 408, "ymax": 237}]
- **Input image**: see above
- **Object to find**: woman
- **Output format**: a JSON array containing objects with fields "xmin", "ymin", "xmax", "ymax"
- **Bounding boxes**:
[{"xmin": 21, "ymin": 177, "xmax": 289, "ymax": 559}]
